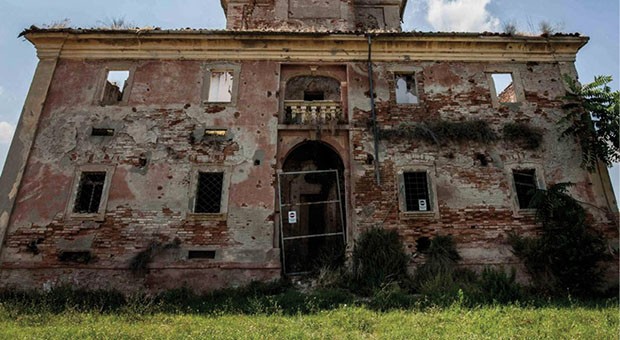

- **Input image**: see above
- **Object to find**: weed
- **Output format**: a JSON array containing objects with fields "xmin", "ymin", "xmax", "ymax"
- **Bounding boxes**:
[
  {"xmin": 352, "ymin": 227, "xmax": 410, "ymax": 291},
  {"xmin": 502, "ymin": 122, "xmax": 543, "ymax": 149},
  {"xmin": 379, "ymin": 120, "xmax": 497, "ymax": 144}
]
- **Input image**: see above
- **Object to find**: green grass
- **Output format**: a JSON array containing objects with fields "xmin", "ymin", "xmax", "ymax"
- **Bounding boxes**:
[{"xmin": 0, "ymin": 303, "xmax": 617, "ymax": 339}]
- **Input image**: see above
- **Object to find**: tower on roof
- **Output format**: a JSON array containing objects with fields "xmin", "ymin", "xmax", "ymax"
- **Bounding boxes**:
[{"xmin": 220, "ymin": 0, "xmax": 407, "ymax": 31}]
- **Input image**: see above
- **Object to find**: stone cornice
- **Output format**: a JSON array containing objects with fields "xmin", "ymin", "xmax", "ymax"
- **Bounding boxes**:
[{"xmin": 25, "ymin": 31, "xmax": 588, "ymax": 63}]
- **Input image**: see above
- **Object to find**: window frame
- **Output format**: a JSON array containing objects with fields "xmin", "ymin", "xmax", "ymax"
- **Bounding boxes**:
[
  {"xmin": 188, "ymin": 166, "xmax": 231, "ymax": 220},
  {"xmin": 95, "ymin": 63, "xmax": 136, "ymax": 106},
  {"xmin": 66, "ymin": 164, "xmax": 115, "ymax": 221},
  {"xmin": 201, "ymin": 63, "xmax": 241, "ymax": 106},
  {"xmin": 397, "ymin": 166, "xmax": 438, "ymax": 219},
  {"xmin": 389, "ymin": 66, "xmax": 422, "ymax": 105},
  {"xmin": 505, "ymin": 163, "xmax": 546, "ymax": 215},
  {"xmin": 485, "ymin": 69, "xmax": 525, "ymax": 108}
]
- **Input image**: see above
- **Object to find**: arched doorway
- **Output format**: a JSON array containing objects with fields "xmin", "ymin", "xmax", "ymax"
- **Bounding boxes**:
[{"xmin": 278, "ymin": 141, "xmax": 346, "ymax": 275}]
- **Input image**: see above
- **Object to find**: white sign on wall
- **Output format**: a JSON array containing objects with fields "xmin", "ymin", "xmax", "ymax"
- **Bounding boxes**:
[
  {"xmin": 418, "ymin": 199, "xmax": 428, "ymax": 211},
  {"xmin": 288, "ymin": 211, "xmax": 297, "ymax": 224}
]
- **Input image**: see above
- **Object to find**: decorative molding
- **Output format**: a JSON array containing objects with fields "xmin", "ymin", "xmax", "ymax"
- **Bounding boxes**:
[{"xmin": 25, "ymin": 32, "xmax": 588, "ymax": 63}]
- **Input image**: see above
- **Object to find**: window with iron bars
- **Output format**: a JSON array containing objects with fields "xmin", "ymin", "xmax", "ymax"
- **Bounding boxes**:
[
  {"xmin": 194, "ymin": 172, "xmax": 224, "ymax": 213},
  {"xmin": 73, "ymin": 172, "xmax": 106, "ymax": 214},
  {"xmin": 513, "ymin": 169, "xmax": 537, "ymax": 209},
  {"xmin": 403, "ymin": 171, "xmax": 431, "ymax": 211}
]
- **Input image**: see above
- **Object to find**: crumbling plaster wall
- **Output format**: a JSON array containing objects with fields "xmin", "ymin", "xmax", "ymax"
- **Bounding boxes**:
[
  {"xmin": 348, "ymin": 60, "xmax": 618, "ymax": 275},
  {"xmin": 0, "ymin": 59, "xmax": 283, "ymax": 292}
]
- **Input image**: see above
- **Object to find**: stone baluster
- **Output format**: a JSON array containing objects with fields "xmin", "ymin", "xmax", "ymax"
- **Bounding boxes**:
[{"xmin": 300, "ymin": 105, "xmax": 307, "ymax": 124}]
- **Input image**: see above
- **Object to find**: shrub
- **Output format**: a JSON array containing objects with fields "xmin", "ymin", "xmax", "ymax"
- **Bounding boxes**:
[
  {"xmin": 352, "ymin": 227, "xmax": 409, "ymax": 291},
  {"xmin": 508, "ymin": 183, "xmax": 609, "ymax": 297},
  {"xmin": 413, "ymin": 236, "xmax": 463, "ymax": 303}
]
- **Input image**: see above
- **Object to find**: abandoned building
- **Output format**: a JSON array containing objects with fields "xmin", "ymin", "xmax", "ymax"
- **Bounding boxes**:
[{"xmin": 0, "ymin": 0, "xmax": 617, "ymax": 292}]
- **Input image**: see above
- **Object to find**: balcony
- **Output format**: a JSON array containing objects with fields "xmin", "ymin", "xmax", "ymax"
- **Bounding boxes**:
[{"xmin": 283, "ymin": 100, "xmax": 345, "ymax": 125}]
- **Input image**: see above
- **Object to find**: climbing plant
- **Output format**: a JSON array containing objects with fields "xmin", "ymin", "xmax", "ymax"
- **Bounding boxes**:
[
  {"xmin": 560, "ymin": 75, "xmax": 620, "ymax": 170},
  {"xmin": 379, "ymin": 120, "xmax": 497, "ymax": 144}
]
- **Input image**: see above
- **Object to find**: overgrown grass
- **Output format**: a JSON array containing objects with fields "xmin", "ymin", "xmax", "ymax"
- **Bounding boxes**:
[{"xmin": 0, "ymin": 301, "xmax": 616, "ymax": 339}]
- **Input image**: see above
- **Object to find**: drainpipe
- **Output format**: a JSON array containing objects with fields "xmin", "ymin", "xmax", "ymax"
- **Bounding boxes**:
[{"xmin": 367, "ymin": 34, "xmax": 381, "ymax": 185}]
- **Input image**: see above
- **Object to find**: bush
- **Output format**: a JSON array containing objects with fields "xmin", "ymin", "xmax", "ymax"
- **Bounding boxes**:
[
  {"xmin": 509, "ymin": 183, "xmax": 609, "ymax": 297},
  {"xmin": 413, "ymin": 235, "xmax": 466, "ymax": 304},
  {"xmin": 352, "ymin": 227, "xmax": 410, "ymax": 291}
]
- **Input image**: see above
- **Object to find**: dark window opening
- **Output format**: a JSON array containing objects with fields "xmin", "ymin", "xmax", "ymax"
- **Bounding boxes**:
[
  {"xmin": 491, "ymin": 73, "xmax": 516, "ymax": 103},
  {"xmin": 102, "ymin": 70, "xmax": 129, "ymax": 105},
  {"xmin": 91, "ymin": 128, "xmax": 115, "ymax": 136},
  {"xmin": 404, "ymin": 172, "xmax": 430, "ymax": 212},
  {"xmin": 513, "ymin": 169, "xmax": 537, "ymax": 209},
  {"xmin": 395, "ymin": 73, "xmax": 418, "ymax": 104},
  {"xmin": 188, "ymin": 250, "xmax": 216, "ymax": 259},
  {"xmin": 73, "ymin": 172, "xmax": 106, "ymax": 214},
  {"xmin": 304, "ymin": 91, "xmax": 325, "ymax": 101},
  {"xmin": 58, "ymin": 251, "xmax": 92, "ymax": 263},
  {"xmin": 194, "ymin": 172, "xmax": 224, "ymax": 213}
]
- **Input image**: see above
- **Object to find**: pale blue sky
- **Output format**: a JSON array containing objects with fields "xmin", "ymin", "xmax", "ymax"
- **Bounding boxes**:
[{"xmin": 0, "ymin": 0, "xmax": 618, "ymax": 200}]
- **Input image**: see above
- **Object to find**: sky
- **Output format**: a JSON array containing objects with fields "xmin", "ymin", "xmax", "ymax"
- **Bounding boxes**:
[{"xmin": 0, "ymin": 0, "xmax": 618, "ymax": 201}]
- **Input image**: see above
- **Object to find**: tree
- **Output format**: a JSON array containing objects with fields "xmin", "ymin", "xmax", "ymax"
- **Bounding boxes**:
[{"xmin": 561, "ymin": 75, "xmax": 620, "ymax": 171}]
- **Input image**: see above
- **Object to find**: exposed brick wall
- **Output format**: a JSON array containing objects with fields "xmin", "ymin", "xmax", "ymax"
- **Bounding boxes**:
[{"xmin": 1, "ymin": 55, "xmax": 617, "ymax": 292}]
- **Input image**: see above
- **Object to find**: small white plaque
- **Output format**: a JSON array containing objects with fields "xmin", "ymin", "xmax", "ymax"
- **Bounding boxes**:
[
  {"xmin": 288, "ymin": 211, "xmax": 297, "ymax": 224},
  {"xmin": 418, "ymin": 199, "xmax": 428, "ymax": 211}
]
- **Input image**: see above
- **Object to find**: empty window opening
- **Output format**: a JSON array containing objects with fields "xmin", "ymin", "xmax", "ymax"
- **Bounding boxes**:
[
  {"xmin": 91, "ymin": 128, "xmax": 115, "ymax": 137},
  {"xmin": 395, "ymin": 73, "xmax": 419, "ymax": 104},
  {"xmin": 204, "ymin": 129, "xmax": 227, "ymax": 137},
  {"xmin": 102, "ymin": 70, "xmax": 129, "ymax": 104},
  {"xmin": 58, "ymin": 251, "xmax": 92, "ymax": 263},
  {"xmin": 207, "ymin": 71, "xmax": 233, "ymax": 102},
  {"xmin": 513, "ymin": 169, "xmax": 537, "ymax": 209},
  {"xmin": 304, "ymin": 91, "xmax": 325, "ymax": 101},
  {"xmin": 73, "ymin": 172, "xmax": 106, "ymax": 214},
  {"xmin": 194, "ymin": 172, "xmax": 224, "ymax": 213},
  {"xmin": 403, "ymin": 172, "xmax": 430, "ymax": 212},
  {"xmin": 491, "ymin": 73, "xmax": 516, "ymax": 103},
  {"xmin": 188, "ymin": 250, "xmax": 216, "ymax": 259}
]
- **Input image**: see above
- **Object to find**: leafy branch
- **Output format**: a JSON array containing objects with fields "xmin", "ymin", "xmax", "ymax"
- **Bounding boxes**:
[{"xmin": 560, "ymin": 75, "xmax": 619, "ymax": 171}]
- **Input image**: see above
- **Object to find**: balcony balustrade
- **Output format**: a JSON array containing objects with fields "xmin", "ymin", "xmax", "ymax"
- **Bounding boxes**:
[{"xmin": 283, "ymin": 100, "xmax": 345, "ymax": 125}]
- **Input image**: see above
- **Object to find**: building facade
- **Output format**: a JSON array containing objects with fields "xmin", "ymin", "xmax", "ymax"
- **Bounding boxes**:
[{"xmin": 0, "ymin": 0, "xmax": 617, "ymax": 292}]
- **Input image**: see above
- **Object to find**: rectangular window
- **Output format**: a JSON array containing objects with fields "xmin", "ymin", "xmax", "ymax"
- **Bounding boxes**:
[
  {"xmin": 395, "ymin": 73, "xmax": 419, "ymax": 104},
  {"xmin": 102, "ymin": 70, "xmax": 130, "ymax": 105},
  {"xmin": 491, "ymin": 73, "xmax": 516, "ymax": 103},
  {"xmin": 194, "ymin": 172, "xmax": 224, "ymax": 213},
  {"xmin": 73, "ymin": 172, "xmax": 106, "ymax": 214},
  {"xmin": 91, "ymin": 128, "xmax": 115, "ymax": 136},
  {"xmin": 207, "ymin": 71, "xmax": 233, "ymax": 102},
  {"xmin": 187, "ymin": 250, "xmax": 216, "ymax": 259},
  {"xmin": 513, "ymin": 169, "xmax": 537, "ymax": 209},
  {"xmin": 403, "ymin": 172, "xmax": 430, "ymax": 211}
]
